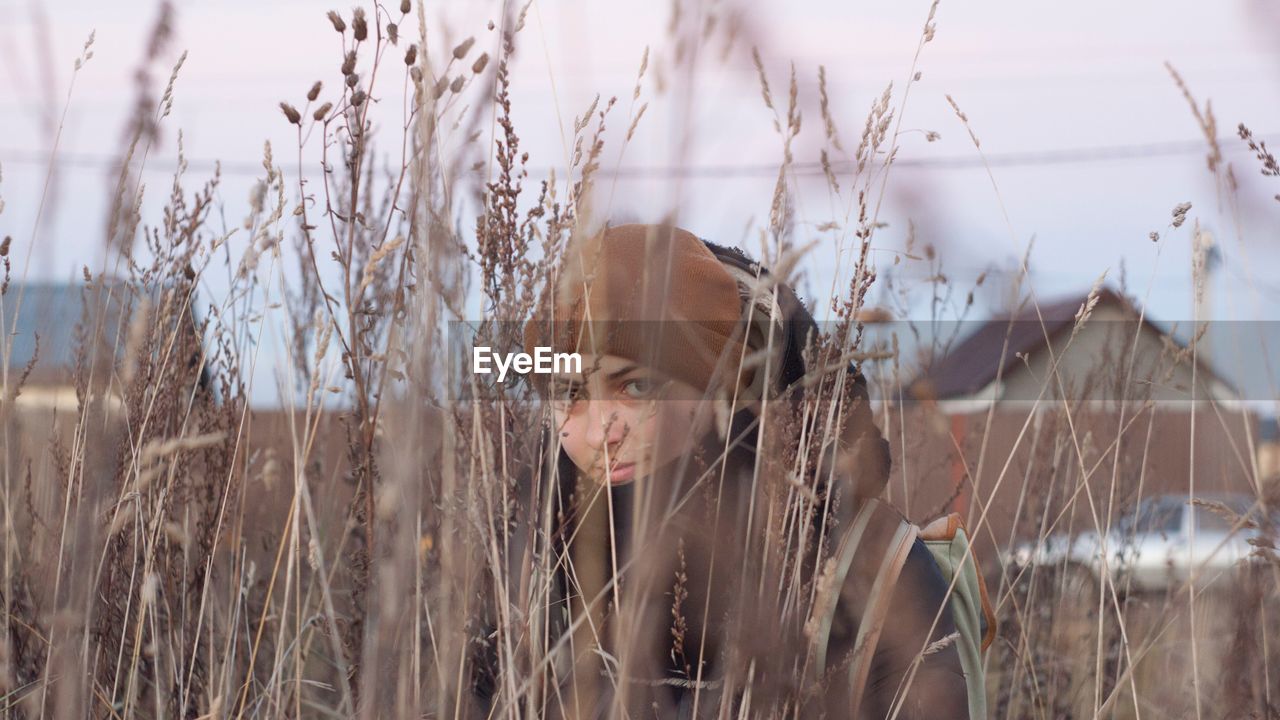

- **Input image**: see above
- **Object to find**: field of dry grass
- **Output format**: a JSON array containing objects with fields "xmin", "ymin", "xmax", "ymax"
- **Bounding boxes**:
[{"xmin": 3, "ymin": 1, "xmax": 1280, "ymax": 718}]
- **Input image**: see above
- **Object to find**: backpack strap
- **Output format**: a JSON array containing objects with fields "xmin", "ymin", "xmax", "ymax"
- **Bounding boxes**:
[
  {"xmin": 847, "ymin": 516, "xmax": 919, "ymax": 717},
  {"xmin": 806, "ymin": 498, "xmax": 919, "ymax": 716},
  {"xmin": 920, "ymin": 512, "xmax": 997, "ymax": 652},
  {"xmin": 808, "ymin": 498, "xmax": 879, "ymax": 679},
  {"xmin": 807, "ymin": 505, "xmax": 996, "ymax": 718}
]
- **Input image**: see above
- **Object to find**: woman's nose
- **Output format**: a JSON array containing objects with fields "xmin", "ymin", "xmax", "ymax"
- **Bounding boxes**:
[{"xmin": 583, "ymin": 401, "xmax": 628, "ymax": 451}]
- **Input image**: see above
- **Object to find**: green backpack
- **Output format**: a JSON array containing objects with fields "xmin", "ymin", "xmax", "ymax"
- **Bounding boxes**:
[{"xmin": 808, "ymin": 499, "xmax": 997, "ymax": 719}]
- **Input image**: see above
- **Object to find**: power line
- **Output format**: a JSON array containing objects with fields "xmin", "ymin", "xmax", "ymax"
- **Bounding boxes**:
[
  {"xmin": 2, "ymin": 133, "xmax": 1269, "ymax": 180},
  {"xmin": 0, "ymin": 133, "xmax": 1273, "ymax": 179},
  {"xmin": 608, "ymin": 136, "xmax": 1275, "ymax": 177}
]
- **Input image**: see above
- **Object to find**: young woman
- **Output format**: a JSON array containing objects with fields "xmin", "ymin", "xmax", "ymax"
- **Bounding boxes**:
[{"xmin": 498, "ymin": 224, "xmax": 969, "ymax": 718}]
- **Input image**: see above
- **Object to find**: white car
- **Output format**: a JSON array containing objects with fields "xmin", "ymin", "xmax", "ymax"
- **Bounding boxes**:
[{"xmin": 1007, "ymin": 493, "xmax": 1262, "ymax": 594}]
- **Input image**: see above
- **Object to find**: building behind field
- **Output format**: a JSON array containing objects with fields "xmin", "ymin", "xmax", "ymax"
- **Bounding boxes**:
[{"xmin": 885, "ymin": 287, "xmax": 1260, "ymax": 561}]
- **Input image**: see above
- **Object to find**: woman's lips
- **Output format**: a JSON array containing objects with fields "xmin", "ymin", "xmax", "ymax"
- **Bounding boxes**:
[{"xmin": 604, "ymin": 462, "xmax": 636, "ymax": 484}]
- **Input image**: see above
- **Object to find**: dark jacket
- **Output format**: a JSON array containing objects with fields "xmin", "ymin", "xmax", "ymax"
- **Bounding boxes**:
[{"xmin": 599, "ymin": 384, "xmax": 970, "ymax": 720}]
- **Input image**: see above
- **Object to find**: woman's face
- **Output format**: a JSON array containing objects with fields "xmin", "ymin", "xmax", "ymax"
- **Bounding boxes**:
[{"xmin": 549, "ymin": 354, "xmax": 710, "ymax": 486}]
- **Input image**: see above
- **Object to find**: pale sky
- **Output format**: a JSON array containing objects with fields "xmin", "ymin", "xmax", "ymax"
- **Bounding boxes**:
[{"xmin": 2, "ymin": 0, "xmax": 1279, "ymax": 406}]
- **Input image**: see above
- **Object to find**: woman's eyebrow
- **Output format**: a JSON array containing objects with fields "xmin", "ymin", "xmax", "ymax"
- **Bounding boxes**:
[
  {"xmin": 551, "ymin": 365, "xmax": 645, "ymax": 388},
  {"xmin": 604, "ymin": 365, "xmax": 644, "ymax": 383}
]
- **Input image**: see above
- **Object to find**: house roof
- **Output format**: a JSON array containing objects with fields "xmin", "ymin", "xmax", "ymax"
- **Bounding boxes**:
[{"xmin": 910, "ymin": 287, "xmax": 1231, "ymax": 401}]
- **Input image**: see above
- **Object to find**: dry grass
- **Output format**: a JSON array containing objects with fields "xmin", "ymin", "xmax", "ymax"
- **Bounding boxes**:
[{"xmin": 2, "ymin": 2, "xmax": 1279, "ymax": 718}]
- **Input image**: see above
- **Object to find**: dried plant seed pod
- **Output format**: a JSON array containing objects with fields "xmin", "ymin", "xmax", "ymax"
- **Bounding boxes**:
[
  {"xmin": 409, "ymin": 66, "xmax": 422, "ymax": 84},
  {"xmin": 452, "ymin": 36, "xmax": 475, "ymax": 59},
  {"xmin": 0, "ymin": 236, "xmax": 10, "ymax": 257},
  {"xmin": 400, "ymin": 0, "xmax": 411, "ymax": 13},
  {"xmin": 326, "ymin": 10, "xmax": 346, "ymax": 32},
  {"xmin": 387, "ymin": 22, "xmax": 398, "ymax": 44},
  {"xmin": 471, "ymin": 52, "xmax": 489, "ymax": 74},
  {"xmin": 449, "ymin": 75, "xmax": 464, "ymax": 94},
  {"xmin": 404, "ymin": 44, "xmax": 417, "ymax": 66},
  {"xmin": 346, "ymin": 72, "xmax": 359, "ymax": 88},
  {"xmin": 352, "ymin": 8, "xmax": 368, "ymax": 41},
  {"xmin": 342, "ymin": 50, "xmax": 356, "ymax": 76},
  {"xmin": 307, "ymin": 81, "xmax": 322, "ymax": 101},
  {"xmin": 280, "ymin": 102, "xmax": 302, "ymax": 125},
  {"xmin": 351, "ymin": 90, "xmax": 367, "ymax": 106},
  {"xmin": 432, "ymin": 76, "xmax": 449, "ymax": 98},
  {"xmin": 314, "ymin": 101, "xmax": 333, "ymax": 120}
]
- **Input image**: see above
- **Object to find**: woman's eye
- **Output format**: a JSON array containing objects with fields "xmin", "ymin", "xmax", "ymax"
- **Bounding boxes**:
[{"xmin": 621, "ymin": 378, "xmax": 654, "ymax": 399}]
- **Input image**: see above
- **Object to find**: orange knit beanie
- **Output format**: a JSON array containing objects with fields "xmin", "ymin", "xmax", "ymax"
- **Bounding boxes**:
[{"xmin": 523, "ymin": 224, "xmax": 748, "ymax": 393}]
